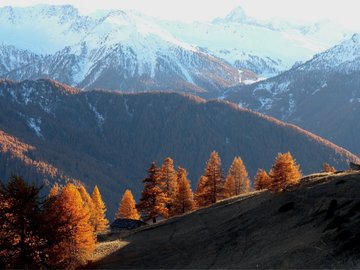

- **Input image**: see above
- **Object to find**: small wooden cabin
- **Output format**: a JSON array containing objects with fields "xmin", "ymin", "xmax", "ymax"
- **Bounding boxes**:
[{"xmin": 110, "ymin": 218, "xmax": 147, "ymax": 231}]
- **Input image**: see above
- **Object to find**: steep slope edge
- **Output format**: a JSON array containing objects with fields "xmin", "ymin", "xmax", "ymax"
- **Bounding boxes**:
[{"xmin": 92, "ymin": 171, "xmax": 360, "ymax": 268}]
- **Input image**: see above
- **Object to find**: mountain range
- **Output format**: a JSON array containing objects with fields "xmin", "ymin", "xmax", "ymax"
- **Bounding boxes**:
[
  {"xmin": 225, "ymin": 34, "xmax": 360, "ymax": 156},
  {"xmin": 0, "ymin": 4, "xmax": 352, "ymax": 94},
  {"xmin": 0, "ymin": 79, "xmax": 358, "ymax": 217}
]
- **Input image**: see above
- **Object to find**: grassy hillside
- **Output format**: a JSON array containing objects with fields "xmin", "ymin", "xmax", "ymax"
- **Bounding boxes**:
[{"xmin": 91, "ymin": 171, "xmax": 360, "ymax": 269}]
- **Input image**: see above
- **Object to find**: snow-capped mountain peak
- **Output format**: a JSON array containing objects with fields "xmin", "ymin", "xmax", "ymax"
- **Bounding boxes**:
[
  {"xmin": 0, "ymin": 4, "xmax": 355, "ymax": 93},
  {"xmin": 218, "ymin": 6, "xmax": 248, "ymax": 23},
  {"xmin": 299, "ymin": 33, "xmax": 360, "ymax": 72}
]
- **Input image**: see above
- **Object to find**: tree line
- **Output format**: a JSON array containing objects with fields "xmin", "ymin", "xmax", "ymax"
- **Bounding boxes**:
[
  {"xmin": 116, "ymin": 151, "xmax": 336, "ymax": 223},
  {"xmin": 0, "ymin": 150, "xmax": 336, "ymax": 268},
  {"xmin": 116, "ymin": 151, "xmax": 306, "ymax": 224}
]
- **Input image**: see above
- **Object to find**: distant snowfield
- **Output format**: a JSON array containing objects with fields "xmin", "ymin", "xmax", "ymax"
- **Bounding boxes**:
[
  {"xmin": 0, "ymin": 5, "xmax": 350, "ymax": 75},
  {"xmin": 0, "ymin": 4, "xmax": 354, "ymax": 88}
]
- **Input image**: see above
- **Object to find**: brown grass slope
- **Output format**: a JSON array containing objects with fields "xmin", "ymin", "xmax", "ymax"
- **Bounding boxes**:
[
  {"xmin": 0, "ymin": 79, "xmax": 359, "ymax": 218},
  {"xmin": 92, "ymin": 171, "xmax": 360, "ymax": 269}
]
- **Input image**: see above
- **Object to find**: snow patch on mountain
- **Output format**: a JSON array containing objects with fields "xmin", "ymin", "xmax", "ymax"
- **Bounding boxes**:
[
  {"xmin": 258, "ymin": 97, "xmax": 273, "ymax": 110},
  {"xmin": 123, "ymin": 98, "xmax": 133, "ymax": 118},
  {"xmin": 88, "ymin": 101, "xmax": 105, "ymax": 128},
  {"xmin": 27, "ymin": 117, "xmax": 43, "ymax": 138}
]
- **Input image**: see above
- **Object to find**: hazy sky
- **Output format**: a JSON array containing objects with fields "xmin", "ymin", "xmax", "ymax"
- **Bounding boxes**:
[{"xmin": 1, "ymin": 0, "xmax": 360, "ymax": 30}]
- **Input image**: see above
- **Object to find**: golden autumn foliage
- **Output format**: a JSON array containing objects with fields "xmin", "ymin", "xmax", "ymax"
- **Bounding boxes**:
[
  {"xmin": 116, "ymin": 189, "xmax": 140, "ymax": 220},
  {"xmin": 322, "ymin": 162, "xmax": 336, "ymax": 173},
  {"xmin": 91, "ymin": 185, "xmax": 109, "ymax": 232},
  {"xmin": 159, "ymin": 157, "xmax": 178, "ymax": 215},
  {"xmin": 195, "ymin": 151, "xmax": 224, "ymax": 207},
  {"xmin": 254, "ymin": 169, "xmax": 271, "ymax": 190},
  {"xmin": 53, "ymin": 183, "xmax": 96, "ymax": 268},
  {"xmin": 223, "ymin": 157, "xmax": 250, "ymax": 198},
  {"xmin": 195, "ymin": 176, "xmax": 209, "ymax": 208},
  {"xmin": 223, "ymin": 175, "xmax": 236, "ymax": 198},
  {"xmin": 78, "ymin": 185, "xmax": 96, "ymax": 229},
  {"xmin": 49, "ymin": 183, "xmax": 60, "ymax": 197},
  {"xmin": 0, "ymin": 178, "xmax": 108, "ymax": 269},
  {"xmin": 172, "ymin": 167, "xmax": 195, "ymax": 215},
  {"xmin": 269, "ymin": 152, "xmax": 302, "ymax": 192},
  {"xmin": 137, "ymin": 162, "xmax": 169, "ymax": 223}
]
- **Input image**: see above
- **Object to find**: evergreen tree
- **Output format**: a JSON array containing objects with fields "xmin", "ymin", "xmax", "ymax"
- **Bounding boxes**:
[
  {"xmin": 137, "ymin": 162, "xmax": 169, "ymax": 223},
  {"xmin": 159, "ymin": 157, "xmax": 178, "ymax": 214},
  {"xmin": 0, "ymin": 176, "xmax": 43, "ymax": 268},
  {"xmin": 196, "ymin": 151, "xmax": 224, "ymax": 207},
  {"xmin": 254, "ymin": 169, "xmax": 271, "ymax": 190},
  {"xmin": 116, "ymin": 189, "xmax": 140, "ymax": 220},
  {"xmin": 91, "ymin": 185, "xmax": 108, "ymax": 232},
  {"xmin": 322, "ymin": 162, "xmax": 336, "ymax": 173},
  {"xmin": 269, "ymin": 152, "xmax": 302, "ymax": 192},
  {"xmin": 223, "ymin": 157, "xmax": 250, "ymax": 198},
  {"xmin": 172, "ymin": 167, "xmax": 195, "ymax": 215}
]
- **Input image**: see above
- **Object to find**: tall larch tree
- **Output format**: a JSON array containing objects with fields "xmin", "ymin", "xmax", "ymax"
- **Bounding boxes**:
[
  {"xmin": 269, "ymin": 152, "xmax": 302, "ymax": 192},
  {"xmin": 195, "ymin": 176, "xmax": 210, "ymax": 208},
  {"xmin": 223, "ymin": 156, "xmax": 250, "ymax": 198},
  {"xmin": 172, "ymin": 167, "xmax": 195, "ymax": 215},
  {"xmin": 116, "ymin": 189, "xmax": 140, "ymax": 220},
  {"xmin": 254, "ymin": 169, "xmax": 271, "ymax": 190},
  {"xmin": 91, "ymin": 186, "xmax": 108, "ymax": 233},
  {"xmin": 54, "ymin": 183, "xmax": 95, "ymax": 268},
  {"xmin": 137, "ymin": 162, "xmax": 169, "ymax": 223},
  {"xmin": 78, "ymin": 185, "xmax": 96, "ymax": 229},
  {"xmin": 223, "ymin": 175, "xmax": 236, "ymax": 198},
  {"xmin": 196, "ymin": 151, "xmax": 224, "ymax": 207},
  {"xmin": 159, "ymin": 157, "xmax": 178, "ymax": 214}
]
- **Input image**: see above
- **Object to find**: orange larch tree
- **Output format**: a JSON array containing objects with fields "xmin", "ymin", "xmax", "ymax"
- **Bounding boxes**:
[
  {"xmin": 49, "ymin": 183, "xmax": 60, "ymax": 197},
  {"xmin": 223, "ymin": 175, "xmax": 236, "ymax": 198},
  {"xmin": 195, "ymin": 151, "xmax": 224, "ymax": 207},
  {"xmin": 172, "ymin": 167, "xmax": 195, "ymax": 216},
  {"xmin": 78, "ymin": 184, "xmax": 96, "ymax": 229},
  {"xmin": 269, "ymin": 152, "xmax": 302, "ymax": 192},
  {"xmin": 322, "ymin": 162, "xmax": 336, "ymax": 173},
  {"xmin": 254, "ymin": 169, "xmax": 271, "ymax": 190},
  {"xmin": 195, "ymin": 176, "xmax": 210, "ymax": 208},
  {"xmin": 137, "ymin": 162, "xmax": 169, "ymax": 223},
  {"xmin": 159, "ymin": 157, "xmax": 178, "ymax": 215},
  {"xmin": 223, "ymin": 156, "xmax": 250, "ymax": 198},
  {"xmin": 91, "ymin": 185, "xmax": 108, "ymax": 233},
  {"xmin": 116, "ymin": 189, "xmax": 140, "ymax": 220},
  {"xmin": 53, "ymin": 183, "xmax": 95, "ymax": 268}
]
